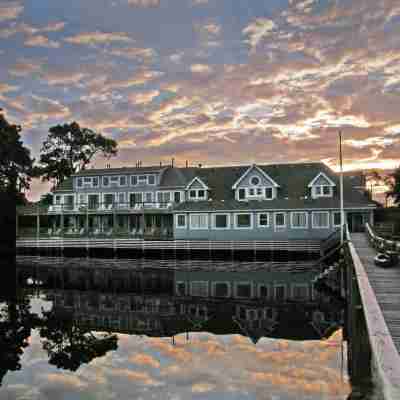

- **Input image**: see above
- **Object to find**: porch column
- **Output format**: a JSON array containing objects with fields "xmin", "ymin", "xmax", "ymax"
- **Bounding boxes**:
[
  {"xmin": 60, "ymin": 212, "xmax": 64, "ymax": 237},
  {"xmin": 127, "ymin": 214, "xmax": 131, "ymax": 234},
  {"xmin": 36, "ymin": 212, "xmax": 40, "ymax": 239},
  {"xmin": 369, "ymin": 211, "xmax": 374, "ymax": 227},
  {"xmin": 113, "ymin": 209, "xmax": 117, "ymax": 233},
  {"xmin": 141, "ymin": 213, "xmax": 145, "ymax": 235},
  {"xmin": 86, "ymin": 208, "xmax": 89, "ymax": 236},
  {"xmin": 16, "ymin": 212, "xmax": 19, "ymax": 238}
]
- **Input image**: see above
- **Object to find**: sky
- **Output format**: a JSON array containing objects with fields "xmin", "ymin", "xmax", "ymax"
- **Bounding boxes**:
[{"xmin": 0, "ymin": 0, "xmax": 400, "ymax": 200}]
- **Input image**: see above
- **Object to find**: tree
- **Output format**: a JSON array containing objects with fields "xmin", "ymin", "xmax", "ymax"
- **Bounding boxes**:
[
  {"xmin": 39, "ymin": 121, "xmax": 117, "ymax": 188},
  {"xmin": 40, "ymin": 309, "xmax": 118, "ymax": 371},
  {"xmin": 385, "ymin": 167, "xmax": 400, "ymax": 206},
  {"xmin": 0, "ymin": 110, "xmax": 35, "ymax": 199}
]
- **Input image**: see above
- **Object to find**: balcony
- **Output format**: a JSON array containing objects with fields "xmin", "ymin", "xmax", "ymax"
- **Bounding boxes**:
[{"xmin": 47, "ymin": 202, "xmax": 174, "ymax": 213}]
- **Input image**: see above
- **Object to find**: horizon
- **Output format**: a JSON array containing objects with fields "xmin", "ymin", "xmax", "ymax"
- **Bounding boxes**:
[{"xmin": 1, "ymin": 0, "xmax": 399, "ymax": 201}]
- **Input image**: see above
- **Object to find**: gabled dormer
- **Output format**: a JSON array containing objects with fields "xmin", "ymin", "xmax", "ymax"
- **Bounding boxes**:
[
  {"xmin": 308, "ymin": 172, "xmax": 336, "ymax": 199},
  {"xmin": 185, "ymin": 176, "xmax": 209, "ymax": 201},
  {"xmin": 232, "ymin": 165, "xmax": 280, "ymax": 201}
]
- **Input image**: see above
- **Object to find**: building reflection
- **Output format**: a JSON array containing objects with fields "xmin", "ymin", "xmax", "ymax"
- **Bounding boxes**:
[{"xmin": 16, "ymin": 259, "xmax": 343, "ymax": 343}]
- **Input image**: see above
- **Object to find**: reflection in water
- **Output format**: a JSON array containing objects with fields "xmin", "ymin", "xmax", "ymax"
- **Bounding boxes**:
[{"xmin": 0, "ymin": 257, "xmax": 353, "ymax": 399}]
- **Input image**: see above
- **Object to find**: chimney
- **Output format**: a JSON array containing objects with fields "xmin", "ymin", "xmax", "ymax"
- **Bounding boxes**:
[
  {"xmin": 198, "ymin": 163, "xmax": 202, "ymax": 168},
  {"xmin": 160, "ymin": 161, "xmax": 162, "ymax": 168},
  {"xmin": 171, "ymin": 158, "xmax": 175, "ymax": 168},
  {"xmin": 185, "ymin": 160, "xmax": 188, "ymax": 168}
]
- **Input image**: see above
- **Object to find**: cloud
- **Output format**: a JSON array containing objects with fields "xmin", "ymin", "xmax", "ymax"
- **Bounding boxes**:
[
  {"xmin": 128, "ymin": 89, "xmax": 160, "ymax": 104},
  {"xmin": 107, "ymin": 46, "xmax": 156, "ymax": 62},
  {"xmin": 190, "ymin": 63, "xmax": 214, "ymax": 74},
  {"xmin": 41, "ymin": 70, "xmax": 87, "ymax": 86},
  {"xmin": 129, "ymin": 353, "xmax": 161, "ymax": 368},
  {"xmin": 24, "ymin": 35, "xmax": 60, "ymax": 48},
  {"xmin": 0, "ymin": 83, "xmax": 19, "ymax": 94},
  {"xmin": 109, "ymin": 369, "xmax": 161, "ymax": 386},
  {"xmin": 8, "ymin": 59, "xmax": 42, "ymax": 77},
  {"xmin": 41, "ymin": 21, "xmax": 66, "ymax": 32},
  {"xmin": 127, "ymin": 0, "xmax": 160, "ymax": 7},
  {"xmin": 243, "ymin": 18, "xmax": 276, "ymax": 50},
  {"xmin": 29, "ymin": 95, "xmax": 71, "ymax": 120},
  {"xmin": 0, "ymin": 2, "xmax": 23, "ymax": 21},
  {"xmin": 65, "ymin": 31, "xmax": 134, "ymax": 46},
  {"xmin": 169, "ymin": 51, "xmax": 184, "ymax": 63}
]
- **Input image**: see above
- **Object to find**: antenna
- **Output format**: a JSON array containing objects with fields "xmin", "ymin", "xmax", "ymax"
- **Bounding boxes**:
[{"xmin": 339, "ymin": 130, "xmax": 344, "ymax": 244}]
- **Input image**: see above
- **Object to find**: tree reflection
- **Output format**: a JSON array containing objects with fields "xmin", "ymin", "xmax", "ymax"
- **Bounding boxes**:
[
  {"xmin": 0, "ymin": 294, "xmax": 32, "ymax": 386},
  {"xmin": 39, "ymin": 309, "xmax": 118, "ymax": 371}
]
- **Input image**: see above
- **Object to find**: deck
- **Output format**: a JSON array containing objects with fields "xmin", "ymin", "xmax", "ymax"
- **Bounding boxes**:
[{"xmin": 347, "ymin": 227, "xmax": 400, "ymax": 398}]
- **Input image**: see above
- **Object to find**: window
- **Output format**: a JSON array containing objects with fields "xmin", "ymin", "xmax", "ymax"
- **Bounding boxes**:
[
  {"xmin": 213, "ymin": 214, "xmax": 229, "ymax": 229},
  {"xmin": 110, "ymin": 176, "xmax": 119, "ymax": 183},
  {"xmin": 275, "ymin": 285, "xmax": 286, "ymax": 301},
  {"xmin": 144, "ymin": 192, "xmax": 153, "ymax": 203},
  {"xmin": 250, "ymin": 176, "xmax": 260, "ymax": 185},
  {"xmin": 131, "ymin": 175, "xmax": 138, "ymax": 186},
  {"xmin": 292, "ymin": 284, "xmax": 309, "ymax": 300},
  {"xmin": 333, "ymin": 211, "xmax": 341, "ymax": 227},
  {"xmin": 174, "ymin": 191, "xmax": 181, "ymax": 203},
  {"xmin": 77, "ymin": 177, "xmax": 83, "ymax": 188},
  {"xmin": 235, "ymin": 283, "xmax": 252, "ymax": 298},
  {"xmin": 313, "ymin": 185, "xmax": 333, "ymax": 197},
  {"xmin": 265, "ymin": 187, "xmax": 273, "ymax": 199},
  {"xmin": 312, "ymin": 212, "xmax": 329, "ymax": 228},
  {"xmin": 118, "ymin": 193, "xmax": 125, "ymax": 204},
  {"xmin": 104, "ymin": 193, "xmax": 114, "ymax": 206},
  {"xmin": 55, "ymin": 195, "xmax": 61, "ymax": 205},
  {"xmin": 257, "ymin": 213, "xmax": 269, "ymax": 227},
  {"xmin": 189, "ymin": 190, "xmax": 196, "ymax": 198},
  {"xmin": 148, "ymin": 175, "xmax": 155, "ymax": 185},
  {"xmin": 92, "ymin": 177, "xmax": 99, "ymax": 187},
  {"xmin": 235, "ymin": 213, "xmax": 252, "ymax": 229},
  {"xmin": 176, "ymin": 214, "xmax": 187, "ymax": 228},
  {"xmin": 238, "ymin": 188, "xmax": 246, "ymax": 200},
  {"xmin": 198, "ymin": 189, "xmax": 205, "ymax": 198},
  {"xmin": 102, "ymin": 176, "xmax": 109, "ymax": 187},
  {"xmin": 78, "ymin": 194, "xmax": 86, "ymax": 204},
  {"xmin": 138, "ymin": 175, "xmax": 147, "ymax": 184},
  {"xmin": 213, "ymin": 282, "xmax": 230, "ymax": 297},
  {"xmin": 258, "ymin": 284, "xmax": 269, "ymax": 298},
  {"xmin": 190, "ymin": 214, "xmax": 208, "ymax": 229},
  {"xmin": 176, "ymin": 282, "xmax": 186, "ymax": 296},
  {"xmin": 88, "ymin": 194, "xmax": 99, "ymax": 210},
  {"xmin": 119, "ymin": 176, "xmax": 127, "ymax": 186},
  {"xmin": 157, "ymin": 191, "xmax": 171, "ymax": 203},
  {"xmin": 275, "ymin": 212, "xmax": 286, "ymax": 228},
  {"xmin": 190, "ymin": 281, "xmax": 208, "ymax": 297},
  {"xmin": 130, "ymin": 192, "xmax": 143, "ymax": 206},
  {"xmin": 291, "ymin": 212, "xmax": 308, "ymax": 228}
]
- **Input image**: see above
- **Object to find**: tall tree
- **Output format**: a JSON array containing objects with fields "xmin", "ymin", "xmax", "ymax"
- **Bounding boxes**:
[
  {"xmin": 385, "ymin": 167, "xmax": 400, "ymax": 206},
  {"xmin": 0, "ymin": 110, "xmax": 34, "ymax": 199},
  {"xmin": 39, "ymin": 121, "xmax": 117, "ymax": 188}
]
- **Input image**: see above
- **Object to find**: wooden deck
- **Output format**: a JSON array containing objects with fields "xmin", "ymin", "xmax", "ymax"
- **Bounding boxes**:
[
  {"xmin": 348, "ymin": 230, "xmax": 400, "ymax": 398},
  {"xmin": 351, "ymin": 233, "xmax": 400, "ymax": 354}
]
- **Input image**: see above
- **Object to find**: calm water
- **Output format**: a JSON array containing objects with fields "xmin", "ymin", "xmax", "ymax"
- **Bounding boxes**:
[{"xmin": 0, "ymin": 257, "xmax": 373, "ymax": 399}]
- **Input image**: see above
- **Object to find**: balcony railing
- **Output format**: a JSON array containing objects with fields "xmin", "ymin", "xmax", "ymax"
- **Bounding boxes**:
[{"xmin": 48, "ymin": 202, "xmax": 174, "ymax": 213}]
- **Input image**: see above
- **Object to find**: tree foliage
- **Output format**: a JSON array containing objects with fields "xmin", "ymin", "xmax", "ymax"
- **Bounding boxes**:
[
  {"xmin": 40, "ymin": 309, "xmax": 118, "ymax": 371},
  {"xmin": 39, "ymin": 121, "xmax": 117, "ymax": 187},
  {"xmin": 385, "ymin": 167, "xmax": 400, "ymax": 205},
  {"xmin": 0, "ymin": 110, "xmax": 35, "ymax": 197}
]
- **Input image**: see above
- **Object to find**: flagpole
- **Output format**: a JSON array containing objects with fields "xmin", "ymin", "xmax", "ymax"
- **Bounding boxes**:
[{"xmin": 339, "ymin": 130, "xmax": 344, "ymax": 243}]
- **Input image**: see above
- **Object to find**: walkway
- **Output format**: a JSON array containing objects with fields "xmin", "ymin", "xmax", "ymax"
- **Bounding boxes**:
[{"xmin": 351, "ymin": 233, "xmax": 400, "ymax": 353}]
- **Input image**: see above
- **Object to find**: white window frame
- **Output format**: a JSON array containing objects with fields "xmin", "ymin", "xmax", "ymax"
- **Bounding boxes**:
[
  {"xmin": 257, "ymin": 283, "xmax": 270, "ymax": 299},
  {"xmin": 176, "ymin": 214, "xmax": 187, "ymax": 229},
  {"xmin": 147, "ymin": 175, "xmax": 156, "ymax": 185},
  {"xmin": 190, "ymin": 281, "xmax": 209, "ymax": 297},
  {"xmin": 189, "ymin": 213, "xmax": 209, "ymax": 230},
  {"xmin": 265, "ymin": 187, "xmax": 274, "ymax": 200},
  {"xmin": 78, "ymin": 193, "xmax": 87, "ymax": 205},
  {"xmin": 249, "ymin": 175, "xmax": 261, "ymax": 186},
  {"xmin": 119, "ymin": 175, "xmax": 127, "ymax": 187},
  {"xmin": 274, "ymin": 212, "xmax": 286, "ymax": 229},
  {"xmin": 130, "ymin": 175, "xmax": 138, "ymax": 186},
  {"xmin": 143, "ymin": 191, "xmax": 154, "ymax": 203},
  {"xmin": 312, "ymin": 211, "xmax": 330, "ymax": 229},
  {"xmin": 290, "ymin": 212, "xmax": 308, "ymax": 229},
  {"xmin": 234, "ymin": 281, "xmax": 253, "ymax": 298},
  {"xmin": 129, "ymin": 191, "xmax": 143, "ymax": 205},
  {"xmin": 102, "ymin": 176, "xmax": 110, "ymax": 188},
  {"xmin": 332, "ymin": 211, "xmax": 341, "ymax": 227},
  {"xmin": 274, "ymin": 284, "xmax": 286, "ymax": 301},
  {"xmin": 211, "ymin": 281, "xmax": 231, "ymax": 298},
  {"xmin": 234, "ymin": 213, "xmax": 253, "ymax": 229},
  {"xmin": 291, "ymin": 284, "xmax": 309, "ymax": 301},
  {"xmin": 212, "ymin": 213, "xmax": 230, "ymax": 230},
  {"xmin": 257, "ymin": 213, "xmax": 269, "ymax": 228},
  {"xmin": 157, "ymin": 191, "xmax": 172, "ymax": 204},
  {"xmin": 312, "ymin": 185, "xmax": 333, "ymax": 198},
  {"xmin": 102, "ymin": 192, "xmax": 116, "ymax": 207},
  {"xmin": 87, "ymin": 193, "xmax": 100, "ymax": 209},
  {"xmin": 137, "ymin": 175, "xmax": 148, "ymax": 185},
  {"xmin": 117, "ymin": 192, "xmax": 126, "ymax": 204},
  {"xmin": 188, "ymin": 189, "xmax": 207, "ymax": 201},
  {"xmin": 76, "ymin": 177, "xmax": 83, "ymax": 188}
]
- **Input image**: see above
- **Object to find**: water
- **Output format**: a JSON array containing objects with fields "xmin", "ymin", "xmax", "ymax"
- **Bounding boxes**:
[{"xmin": 0, "ymin": 257, "xmax": 360, "ymax": 399}]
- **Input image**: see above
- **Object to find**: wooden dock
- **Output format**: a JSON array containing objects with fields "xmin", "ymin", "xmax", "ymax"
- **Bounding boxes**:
[
  {"xmin": 346, "ymin": 225, "xmax": 400, "ymax": 399},
  {"xmin": 351, "ymin": 233, "xmax": 400, "ymax": 354}
]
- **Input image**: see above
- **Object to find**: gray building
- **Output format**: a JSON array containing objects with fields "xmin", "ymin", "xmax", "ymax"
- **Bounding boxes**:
[{"xmin": 43, "ymin": 162, "xmax": 375, "ymax": 240}]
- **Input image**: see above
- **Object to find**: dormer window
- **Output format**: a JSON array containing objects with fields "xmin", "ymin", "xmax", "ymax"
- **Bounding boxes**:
[
  {"xmin": 189, "ymin": 189, "xmax": 206, "ymax": 200},
  {"xmin": 308, "ymin": 172, "xmax": 336, "ymax": 199},
  {"xmin": 185, "ymin": 177, "xmax": 209, "ymax": 201}
]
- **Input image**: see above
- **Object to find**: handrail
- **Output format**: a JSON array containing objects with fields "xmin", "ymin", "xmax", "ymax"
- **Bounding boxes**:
[{"xmin": 347, "ymin": 228, "xmax": 400, "ymax": 399}]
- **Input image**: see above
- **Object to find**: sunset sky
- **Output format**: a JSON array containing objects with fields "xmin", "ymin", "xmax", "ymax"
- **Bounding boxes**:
[{"xmin": 0, "ymin": 0, "xmax": 399, "ymax": 200}]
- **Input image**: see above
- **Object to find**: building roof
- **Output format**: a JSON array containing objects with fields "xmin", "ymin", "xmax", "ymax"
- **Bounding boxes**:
[{"xmin": 52, "ymin": 162, "xmax": 376, "ymax": 210}]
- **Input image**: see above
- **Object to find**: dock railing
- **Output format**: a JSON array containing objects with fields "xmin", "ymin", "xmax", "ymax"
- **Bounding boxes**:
[{"xmin": 345, "ymin": 224, "xmax": 400, "ymax": 399}]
